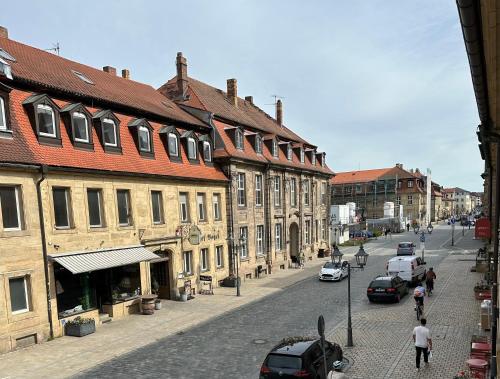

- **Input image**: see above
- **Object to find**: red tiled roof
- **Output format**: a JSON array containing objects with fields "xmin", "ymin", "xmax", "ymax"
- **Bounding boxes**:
[
  {"xmin": 159, "ymin": 77, "xmax": 309, "ymax": 144},
  {"xmin": 0, "ymin": 88, "xmax": 227, "ymax": 181},
  {"xmin": 331, "ymin": 168, "xmax": 393, "ymax": 184},
  {"xmin": 0, "ymin": 37, "xmax": 206, "ymax": 128}
]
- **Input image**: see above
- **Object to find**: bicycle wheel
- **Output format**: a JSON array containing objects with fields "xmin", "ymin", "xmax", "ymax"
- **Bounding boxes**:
[{"xmin": 416, "ymin": 305, "xmax": 421, "ymax": 321}]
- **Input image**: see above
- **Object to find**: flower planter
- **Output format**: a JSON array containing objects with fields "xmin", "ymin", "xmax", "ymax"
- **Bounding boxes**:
[{"xmin": 65, "ymin": 320, "xmax": 96, "ymax": 337}]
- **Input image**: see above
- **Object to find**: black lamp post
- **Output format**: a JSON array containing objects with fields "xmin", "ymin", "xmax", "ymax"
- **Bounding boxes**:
[
  {"xmin": 227, "ymin": 231, "xmax": 245, "ymax": 297},
  {"xmin": 331, "ymin": 244, "xmax": 369, "ymax": 347}
]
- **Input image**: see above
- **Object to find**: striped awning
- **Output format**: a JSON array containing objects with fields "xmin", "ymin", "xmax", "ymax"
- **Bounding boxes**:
[{"xmin": 49, "ymin": 246, "xmax": 160, "ymax": 274}]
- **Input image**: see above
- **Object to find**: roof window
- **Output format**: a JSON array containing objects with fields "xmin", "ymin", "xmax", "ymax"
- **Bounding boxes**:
[
  {"xmin": 72, "ymin": 70, "xmax": 94, "ymax": 85},
  {"xmin": 0, "ymin": 48, "xmax": 15, "ymax": 62},
  {"xmin": 0, "ymin": 58, "xmax": 12, "ymax": 80}
]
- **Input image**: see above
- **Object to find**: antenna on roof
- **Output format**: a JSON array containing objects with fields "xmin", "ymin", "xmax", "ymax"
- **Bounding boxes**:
[
  {"xmin": 265, "ymin": 95, "xmax": 286, "ymax": 106},
  {"xmin": 45, "ymin": 42, "xmax": 60, "ymax": 56}
]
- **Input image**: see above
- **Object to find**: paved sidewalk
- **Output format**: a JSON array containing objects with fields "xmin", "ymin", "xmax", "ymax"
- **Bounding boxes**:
[
  {"xmin": 328, "ymin": 230, "xmax": 485, "ymax": 378},
  {"xmin": 0, "ymin": 250, "xmax": 351, "ymax": 379}
]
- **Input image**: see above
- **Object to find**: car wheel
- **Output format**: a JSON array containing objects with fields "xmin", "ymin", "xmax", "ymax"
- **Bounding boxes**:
[{"xmin": 368, "ymin": 298, "xmax": 374, "ymax": 303}]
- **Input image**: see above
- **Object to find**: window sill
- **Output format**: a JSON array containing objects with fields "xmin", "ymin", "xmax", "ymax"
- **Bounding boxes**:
[
  {"xmin": 151, "ymin": 223, "xmax": 166, "ymax": 228},
  {"xmin": 88, "ymin": 226, "xmax": 108, "ymax": 232},
  {"xmin": 117, "ymin": 225, "xmax": 135, "ymax": 231},
  {"xmin": 0, "ymin": 229, "xmax": 31, "ymax": 238},
  {"xmin": 216, "ymin": 266, "xmax": 224, "ymax": 271},
  {"xmin": 0, "ymin": 129, "xmax": 13, "ymax": 139},
  {"xmin": 8, "ymin": 310, "xmax": 38, "ymax": 324},
  {"xmin": 53, "ymin": 227, "xmax": 77, "ymax": 235},
  {"xmin": 239, "ymin": 257, "xmax": 250, "ymax": 262}
]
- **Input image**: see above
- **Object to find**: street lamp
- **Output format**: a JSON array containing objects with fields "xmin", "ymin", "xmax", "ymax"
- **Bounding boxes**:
[
  {"xmin": 227, "ymin": 231, "xmax": 245, "ymax": 297},
  {"xmin": 331, "ymin": 244, "xmax": 369, "ymax": 347}
]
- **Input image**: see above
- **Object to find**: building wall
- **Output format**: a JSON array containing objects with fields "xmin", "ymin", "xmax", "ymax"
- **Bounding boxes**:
[{"xmin": 0, "ymin": 168, "xmax": 50, "ymax": 353}]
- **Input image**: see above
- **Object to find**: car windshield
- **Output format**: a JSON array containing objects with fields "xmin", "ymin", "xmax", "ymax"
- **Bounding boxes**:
[
  {"xmin": 369, "ymin": 280, "xmax": 391, "ymax": 288},
  {"xmin": 399, "ymin": 243, "xmax": 412, "ymax": 248},
  {"xmin": 323, "ymin": 262, "xmax": 340, "ymax": 269},
  {"xmin": 267, "ymin": 354, "xmax": 302, "ymax": 369}
]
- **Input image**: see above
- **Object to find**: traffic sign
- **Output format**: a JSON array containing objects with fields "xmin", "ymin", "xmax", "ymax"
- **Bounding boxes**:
[
  {"xmin": 420, "ymin": 234, "xmax": 425, "ymax": 243},
  {"xmin": 451, "ymin": 217, "xmax": 456, "ymax": 225}
]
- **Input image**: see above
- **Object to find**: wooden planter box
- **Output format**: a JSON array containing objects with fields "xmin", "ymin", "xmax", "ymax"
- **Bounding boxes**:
[{"xmin": 65, "ymin": 320, "xmax": 96, "ymax": 337}]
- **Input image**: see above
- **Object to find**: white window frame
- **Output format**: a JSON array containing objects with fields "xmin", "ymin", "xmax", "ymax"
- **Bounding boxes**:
[
  {"xmin": 396, "ymin": 196, "xmax": 401, "ymax": 207},
  {"xmin": 408, "ymin": 195, "xmax": 413, "ymax": 205},
  {"xmin": 200, "ymin": 248, "xmax": 209, "ymax": 271},
  {"xmin": 216, "ymin": 245, "xmax": 224, "ymax": 268},
  {"xmin": 87, "ymin": 188, "xmax": 104, "ymax": 228},
  {"xmin": 255, "ymin": 136, "xmax": 262, "ymax": 154},
  {"xmin": 312, "ymin": 154, "xmax": 316, "ymax": 165},
  {"xmin": 287, "ymin": 144, "xmax": 292, "ymax": 160},
  {"xmin": 179, "ymin": 192, "xmax": 189, "ymax": 222},
  {"xmin": 305, "ymin": 220, "xmax": 311, "ymax": 244},
  {"xmin": 203, "ymin": 141, "xmax": 212, "ymax": 162},
  {"xmin": 256, "ymin": 225, "xmax": 264, "ymax": 255},
  {"xmin": 321, "ymin": 182, "xmax": 327, "ymax": 205},
  {"xmin": 151, "ymin": 190, "xmax": 164, "ymax": 225},
  {"xmin": 275, "ymin": 223, "xmax": 282, "ymax": 251},
  {"xmin": 197, "ymin": 193, "xmax": 206, "ymax": 221},
  {"xmin": 255, "ymin": 174, "xmax": 263, "ymax": 207},
  {"xmin": 53, "ymin": 187, "xmax": 72, "ymax": 229},
  {"xmin": 102, "ymin": 118, "xmax": 117, "ymax": 147},
  {"xmin": 239, "ymin": 227, "xmax": 248, "ymax": 258},
  {"xmin": 237, "ymin": 173, "xmax": 246, "ymax": 207},
  {"xmin": 116, "ymin": 189, "xmax": 132, "ymax": 226},
  {"xmin": 300, "ymin": 148, "xmax": 305, "ymax": 163},
  {"xmin": 168, "ymin": 133, "xmax": 179, "ymax": 156},
  {"xmin": 183, "ymin": 251, "xmax": 192, "ymax": 275},
  {"xmin": 0, "ymin": 97, "xmax": 6, "ymax": 131},
  {"xmin": 72, "ymin": 111, "xmax": 89, "ymax": 143},
  {"xmin": 37, "ymin": 104, "xmax": 56, "ymax": 138},
  {"xmin": 213, "ymin": 193, "xmax": 221, "ymax": 220},
  {"xmin": 0, "ymin": 186, "xmax": 22, "ymax": 231},
  {"xmin": 321, "ymin": 219, "xmax": 327, "ymax": 240},
  {"xmin": 9, "ymin": 276, "xmax": 30, "ymax": 315},
  {"xmin": 272, "ymin": 139, "xmax": 278, "ymax": 157},
  {"xmin": 290, "ymin": 178, "xmax": 296, "ymax": 207},
  {"xmin": 304, "ymin": 180, "xmax": 310, "ymax": 206},
  {"xmin": 274, "ymin": 176, "xmax": 281, "ymax": 207},
  {"xmin": 187, "ymin": 137, "xmax": 197, "ymax": 159},
  {"xmin": 408, "ymin": 180, "xmax": 414, "ymax": 188},
  {"xmin": 235, "ymin": 129, "xmax": 244, "ymax": 150},
  {"xmin": 138, "ymin": 125, "xmax": 151, "ymax": 152}
]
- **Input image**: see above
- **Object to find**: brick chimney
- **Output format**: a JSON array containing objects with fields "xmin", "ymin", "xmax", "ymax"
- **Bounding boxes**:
[
  {"xmin": 276, "ymin": 99, "xmax": 283, "ymax": 126},
  {"xmin": 227, "ymin": 79, "xmax": 237, "ymax": 106},
  {"xmin": 176, "ymin": 52, "xmax": 188, "ymax": 97},
  {"xmin": 121, "ymin": 69, "xmax": 130, "ymax": 80},
  {"xmin": 0, "ymin": 26, "xmax": 8, "ymax": 39},
  {"xmin": 395, "ymin": 163, "xmax": 403, "ymax": 169},
  {"xmin": 245, "ymin": 96, "xmax": 253, "ymax": 104},
  {"xmin": 103, "ymin": 66, "xmax": 116, "ymax": 75}
]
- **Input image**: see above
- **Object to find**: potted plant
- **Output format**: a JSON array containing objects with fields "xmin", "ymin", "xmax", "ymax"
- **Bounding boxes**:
[
  {"xmin": 154, "ymin": 299, "xmax": 162, "ymax": 310},
  {"xmin": 474, "ymin": 281, "xmax": 491, "ymax": 300},
  {"xmin": 65, "ymin": 316, "xmax": 96, "ymax": 337}
]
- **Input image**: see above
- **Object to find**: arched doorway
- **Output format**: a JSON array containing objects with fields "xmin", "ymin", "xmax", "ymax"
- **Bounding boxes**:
[
  {"xmin": 150, "ymin": 250, "xmax": 172, "ymax": 299},
  {"xmin": 289, "ymin": 222, "xmax": 299, "ymax": 263}
]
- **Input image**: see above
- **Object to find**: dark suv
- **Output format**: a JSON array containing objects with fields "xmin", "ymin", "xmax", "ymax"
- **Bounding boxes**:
[{"xmin": 260, "ymin": 337, "xmax": 342, "ymax": 378}]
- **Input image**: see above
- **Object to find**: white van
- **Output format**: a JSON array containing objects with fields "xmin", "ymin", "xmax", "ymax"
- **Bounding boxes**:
[{"xmin": 386, "ymin": 256, "xmax": 426, "ymax": 284}]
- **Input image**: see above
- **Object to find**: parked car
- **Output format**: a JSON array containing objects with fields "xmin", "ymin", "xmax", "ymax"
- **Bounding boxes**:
[
  {"xmin": 260, "ymin": 337, "xmax": 343, "ymax": 379},
  {"xmin": 386, "ymin": 256, "xmax": 426, "ymax": 284},
  {"xmin": 319, "ymin": 261, "xmax": 348, "ymax": 281},
  {"xmin": 367, "ymin": 275, "xmax": 409, "ymax": 303},
  {"xmin": 396, "ymin": 242, "xmax": 415, "ymax": 256}
]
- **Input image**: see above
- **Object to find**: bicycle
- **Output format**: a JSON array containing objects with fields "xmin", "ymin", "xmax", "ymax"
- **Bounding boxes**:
[
  {"xmin": 415, "ymin": 299, "xmax": 424, "ymax": 320},
  {"xmin": 426, "ymin": 280, "xmax": 434, "ymax": 296}
]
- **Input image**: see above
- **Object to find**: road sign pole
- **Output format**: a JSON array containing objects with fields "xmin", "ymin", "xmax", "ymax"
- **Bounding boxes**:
[{"xmin": 317, "ymin": 315, "xmax": 328, "ymax": 378}]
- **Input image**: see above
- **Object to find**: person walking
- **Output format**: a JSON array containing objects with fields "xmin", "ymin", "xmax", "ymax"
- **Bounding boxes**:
[
  {"xmin": 383, "ymin": 227, "xmax": 387, "ymax": 239},
  {"xmin": 406, "ymin": 223, "xmax": 410, "ymax": 232},
  {"xmin": 413, "ymin": 318, "xmax": 432, "ymax": 372}
]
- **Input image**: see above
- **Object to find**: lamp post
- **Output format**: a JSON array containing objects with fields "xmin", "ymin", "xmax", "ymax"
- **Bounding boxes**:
[
  {"xmin": 227, "ymin": 231, "xmax": 245, "ymax": 297},
  {"xmin": 331, "ymin": 245, "xmax": 369, "ymax": 347}
]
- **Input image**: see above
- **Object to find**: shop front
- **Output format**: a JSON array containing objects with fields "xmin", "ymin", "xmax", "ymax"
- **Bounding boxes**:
[{"xmin": 49, "ymin": 246, "xmax": 159, "ymax": 335}]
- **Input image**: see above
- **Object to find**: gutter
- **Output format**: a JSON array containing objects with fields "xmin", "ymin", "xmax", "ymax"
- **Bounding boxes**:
[{"xmin": 35, "ymin": 165, "xmax": 53, "ymax": 339}]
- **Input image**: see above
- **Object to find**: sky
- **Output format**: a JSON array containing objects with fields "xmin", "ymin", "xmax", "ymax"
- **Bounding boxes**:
[{"xmin": 0, "ymin": 1, "xmax": 483, "ymax": 191}]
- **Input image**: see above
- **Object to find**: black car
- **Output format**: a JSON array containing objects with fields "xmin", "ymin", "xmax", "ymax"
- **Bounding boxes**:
[
  {"xmin": 367, "ymin": 275, "xmax": 408, "ymax": 303},
  {"xmin": 260, "ymin": 337, "xmax": 343, "ymax": 379}
]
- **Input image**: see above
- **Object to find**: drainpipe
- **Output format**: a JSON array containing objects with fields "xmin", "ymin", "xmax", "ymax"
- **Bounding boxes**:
[
  {"xmin": 36, "ymin": 165, "xmax": 53, "ymax": 339},
  {"xmin": 491, "ymin": 144, "xmax": 500, "ymax": 378}
]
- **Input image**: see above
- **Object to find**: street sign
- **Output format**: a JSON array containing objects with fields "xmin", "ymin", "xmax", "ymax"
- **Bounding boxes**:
[
  {"xmin": 475, "ymin": 218, "xmax": 491, "ymax": 239},
  {"xmin": 451, "ymin": 217, "xmax": 456, "ymax": 225},
  {"xmin": 420, "ymin": 233, "xmax": 425, "ymax": 243}
]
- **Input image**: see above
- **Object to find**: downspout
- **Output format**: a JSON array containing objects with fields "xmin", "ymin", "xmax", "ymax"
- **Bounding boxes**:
[
  {"xmin": 36, "ymin": 165, "xmax": 53, "ymax": 339},
  {"xmin": 491, "ymin": 144, "xmax": 500, "ymax": 378},
  {"xmin": 227, "ymin": 166, "xmax": 236, "ymax": 275},
  {"xmin": 264, "ymin": 164, "xmax": 272, "ymax": 269}
]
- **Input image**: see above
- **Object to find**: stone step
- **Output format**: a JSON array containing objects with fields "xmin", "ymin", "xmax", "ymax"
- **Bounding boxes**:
[{"xmin": 99, "ymin": 313, "xmax": 112, "ymax": 324}]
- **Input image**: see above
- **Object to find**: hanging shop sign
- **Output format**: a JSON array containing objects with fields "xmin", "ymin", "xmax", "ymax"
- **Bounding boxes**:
[
  {"xmin": 200, "ymin": 275, "xmax": 212, "ymax": 282},
  {"xmin": 188, "ymin": 225, "xmax": 202, "ymax": 245},
  {"xmin": 475, "ymin": 218, "xmax": 491, "ymax": 239}
]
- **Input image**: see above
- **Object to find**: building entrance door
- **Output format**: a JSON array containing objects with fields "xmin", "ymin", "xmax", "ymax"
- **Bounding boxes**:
[
  {"xmin": 150, "ymin": 251, "xmax": 171, "ymax": 299},
  {"xmin": 289, "ymin": 222, "xmax": 299, "ymax": 263}
]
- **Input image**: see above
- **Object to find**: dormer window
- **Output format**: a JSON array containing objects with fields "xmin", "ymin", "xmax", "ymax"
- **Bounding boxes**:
[
  {"xmin": 321, "ymin": 153, "xmax": 325, "ymax": 167},
  {"xmin": 0, "ymin": 97, "xmax": 6, "ymax": 131},
  {"xmin": 128, "ymin": 118, "xmax": 154, "ymax": 158},
  {"xmin": 188, "ymin": 137, "xmax": 197, "ymax": 159},
  {"xmin": 168, "ymin": 133, "xmax": 179, "ymax": 156},
  {"xmin": 235, "ymin": 129, "xmax": 244, "ymax": 150},
  {"xmin": 0, "ymin": 83, "xmax": 11, "ymax": 137},
  {"xmin": 300, "ymin": 148, "xmax": 305, "ymax": 163},
  {"xmin": 73, "ymin": 112, "xmax": 89, "ymax": 143},
  {"xmin": 138, "ymin": 126, "xmax": 151, "ymax": 152},
  {"xmin": 203, "ymin": 141, "xmax": 212, "ymax": 162},
  {"xmin": 311, "ymin": 153, "xmax": 316, "ymax": 165},
  {"xmin": 272, "ymin": 139, "xmax": 278, "ymax": 157},
  {"xmin": 92, "ymin": 110, "xmax": 121, "ymax": 153},
  {"xmin": 23, "ymin": 94, "xmax": 61, "ymax": 145},
  {"xmin": 287, "ymin": 144, "xmax": 292, "ymax": 160},
  {"xmin": 103, "ymin": 118, "xmax": 117, "ymax": 147},
  {"xmin": 255, "ymin": 135, "xmax": 263, "ymax": 154}
]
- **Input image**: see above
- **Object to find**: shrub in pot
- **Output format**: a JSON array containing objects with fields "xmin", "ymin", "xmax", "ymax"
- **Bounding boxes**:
[{"xmin": 65, "ymin": 316, "xmax": 96, "ymax": 337}]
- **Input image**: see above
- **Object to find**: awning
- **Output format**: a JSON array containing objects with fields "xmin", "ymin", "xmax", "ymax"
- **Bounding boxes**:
[{"xmin": 49, "ymin": 246, "xmax": 160, "ymax": 274}]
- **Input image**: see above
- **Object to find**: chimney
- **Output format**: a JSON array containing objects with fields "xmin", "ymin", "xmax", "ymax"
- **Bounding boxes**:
[
  {"xmin": 276, "ymin": 99, "xmax": 283, "ymax": 126},
  {"xmin": 227, "ymin": 79, "xmax": 237, "ymax": 106},
  {"xmin": 0, "ymin": 26, "xmax": 8, "ymax": 39},
  {"xmin": 395, "ymin": 163, "xmax": 403, "ymax": 169},
  {"xmin": 121, "ymin": 69, "xmax": 130, "ymax": 80},
  {"xmin": 103, "ymin": 66, "xmax": 116, "ymax": 75},
  {"xmin": 176, "ymin": 52, "xmax": 188, "ymax": 97},
  {"xmin": 245, "ymin": 96, "xmax": 253, "ymax": 104}
]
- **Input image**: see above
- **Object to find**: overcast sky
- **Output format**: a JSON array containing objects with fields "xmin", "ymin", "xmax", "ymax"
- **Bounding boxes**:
[{"xmin": 0, "ymin": 1, "xmax": 483, "ymax": 191}]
